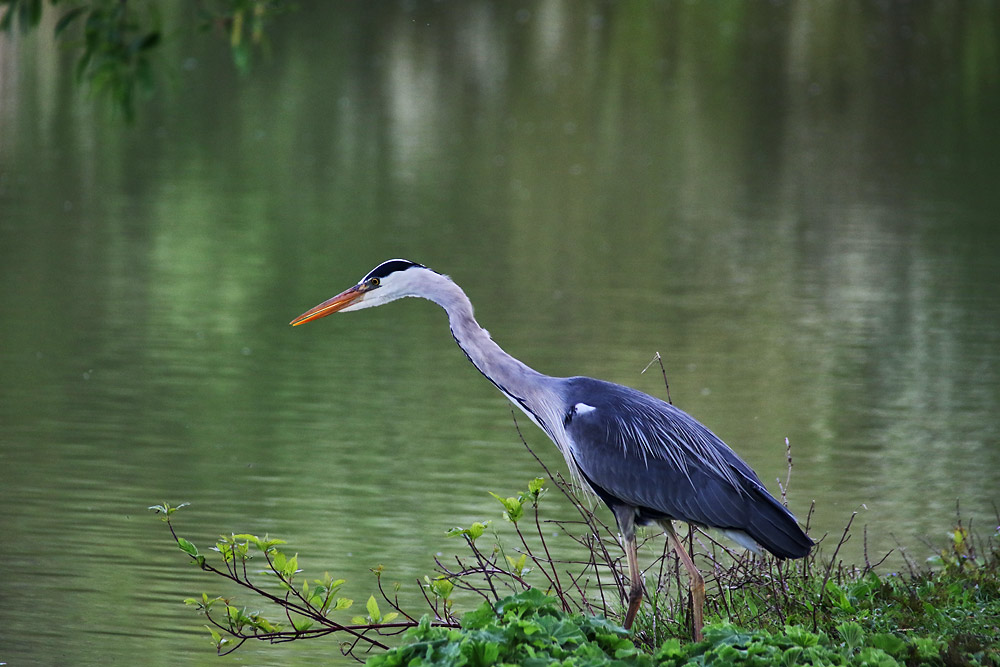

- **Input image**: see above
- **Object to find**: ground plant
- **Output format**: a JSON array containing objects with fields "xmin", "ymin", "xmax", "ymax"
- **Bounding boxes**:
[{"xmin": 151, "ymin": 434, "xmax": 1000, "ymax": 665}]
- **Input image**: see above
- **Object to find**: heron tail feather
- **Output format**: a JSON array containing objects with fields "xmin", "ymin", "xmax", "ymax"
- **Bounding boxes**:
[{"xmin": 744, "ymin": 491, "xmax": 813, "ymax": 559}]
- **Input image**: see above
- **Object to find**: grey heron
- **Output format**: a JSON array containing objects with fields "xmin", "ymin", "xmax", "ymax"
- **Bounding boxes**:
[{"xmin": 291, "ymin": 259, "xmax": 813, "ymax": 638}]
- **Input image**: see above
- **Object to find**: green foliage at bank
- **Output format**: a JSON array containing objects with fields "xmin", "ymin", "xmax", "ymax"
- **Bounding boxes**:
[
  {"xmin": 644, "ymin": 523, "xmax": 1000, "ymax": 665},
  {"xmin": 373, "ymin": 574, "xmax": 999, "ymax": 667},
  {"xmin": 153, "ymin": 490, "xmax": 999, "ymax": 666}
]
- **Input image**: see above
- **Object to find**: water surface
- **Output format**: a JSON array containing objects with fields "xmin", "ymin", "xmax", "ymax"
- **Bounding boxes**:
[{"xmin": 1, "ymin": 2, "xmax": 999, "ymax": 664}]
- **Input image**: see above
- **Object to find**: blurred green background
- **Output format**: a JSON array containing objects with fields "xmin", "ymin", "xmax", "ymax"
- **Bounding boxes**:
[{"xmin": 1, "ymin": 1, "xmax": 998, "ymax": 664}]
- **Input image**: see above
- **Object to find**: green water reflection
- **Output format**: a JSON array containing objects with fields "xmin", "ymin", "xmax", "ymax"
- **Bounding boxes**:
[{"xmin": 1, "ymin": 2, "xmax": 998, "ymax": 664}]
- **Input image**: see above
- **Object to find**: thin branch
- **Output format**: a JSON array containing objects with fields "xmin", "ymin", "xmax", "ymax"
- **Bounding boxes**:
[{"xmin": 641, "ymin": 352, "xmax": 672, "ymax": 405}]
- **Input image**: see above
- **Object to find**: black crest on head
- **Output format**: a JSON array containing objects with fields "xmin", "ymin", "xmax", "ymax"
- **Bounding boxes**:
[{"xmin": 363, "ymin": 259, "xmax": 425, "ymax": 282}]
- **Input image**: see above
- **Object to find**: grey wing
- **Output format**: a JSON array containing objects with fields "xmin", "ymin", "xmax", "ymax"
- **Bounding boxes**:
[{"xmin": 561, "ymin": 378, "xmax": 770, "ymax": 531}]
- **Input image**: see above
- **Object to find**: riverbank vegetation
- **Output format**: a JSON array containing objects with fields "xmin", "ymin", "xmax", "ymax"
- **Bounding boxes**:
[{"xmin": 151, "ymin": 466, "xmax": 999, "ymax": 665}]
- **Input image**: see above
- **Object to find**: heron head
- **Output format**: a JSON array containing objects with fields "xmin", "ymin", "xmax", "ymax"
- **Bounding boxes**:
[{"xmin": 290, "ymin": 259, "xmax": 429, "ymax": 325}]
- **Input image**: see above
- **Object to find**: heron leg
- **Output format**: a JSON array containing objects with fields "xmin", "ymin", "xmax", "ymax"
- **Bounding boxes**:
[
  {"xmin": 663, "ymin": 521, "xmax": 704, "ymax": 641},
  {"xmin": 623, "ymin": 532, "xmax": 643, "ymax": 629},
  {"xmin": 613, "ymin": 507, "xmax": 643, "ymax": 629}
]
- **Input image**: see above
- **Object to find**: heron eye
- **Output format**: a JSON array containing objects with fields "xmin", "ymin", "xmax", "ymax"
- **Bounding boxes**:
[{"xmin": 366, "ymin": 277, "xmax": 380, "ymax": 289}]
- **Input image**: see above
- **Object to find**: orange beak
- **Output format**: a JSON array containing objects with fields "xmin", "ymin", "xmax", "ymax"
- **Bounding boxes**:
[{"xmin": 289, "ymin": 285, "xmax": 364, "ymax": 326}]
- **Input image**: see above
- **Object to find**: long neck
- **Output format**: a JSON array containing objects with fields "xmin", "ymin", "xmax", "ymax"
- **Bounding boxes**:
[{"xmin": 425, "ymin": 276, "xmax": 560, "ymax": 433}]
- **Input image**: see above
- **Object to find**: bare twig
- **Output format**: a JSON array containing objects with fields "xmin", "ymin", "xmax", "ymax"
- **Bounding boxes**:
[{"xmin": 641, "ymin": 351, "xmax": 672, "ymax": 405}]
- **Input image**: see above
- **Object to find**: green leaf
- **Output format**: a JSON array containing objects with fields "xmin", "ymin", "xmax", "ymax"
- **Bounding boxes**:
[
  {"xmin": 231, "ymin": 533, "xmax": 263, "ymax": 550},
  {"xmin": 177, "ymin": 537, "xmax": 199, "ymax": 557},
  {"xmin": 251, "ymin": 614, "xmax": 279, "ymax": 633},
  {"xmin": 54, "ymin": 6, "xmax": 87, "ymax": 36},
  {"xmin": 259, "ymin": 536, "xmax": 287, "ymax": 551},
  {"xmin": 506, "ymin": 553, "xmax": 529, "ymax": 576},
  {"xmin": 856, "ymin": 647, "xmax": 898, "ymax": 666},
  {"xmin": 745, "ymin": 592, "xmax": 759, "ymax": 617},
  {"xmin": 468, "ymin": 521, "xmax": 487, "ymax": 541},
  {"xmin": 654, "ymin": 638, "xmax": 684, "ymax": 660},
  {"xmin": 781, "ymin": 646, "xmax": 803, "ymax": 666},
  {"xmin": 271, "ymin": 551, "xmax": 287, "ymax": 573},
  {"xmin": 148, "ymin": 501, "xmax": 189, "ymax": 517},
  {"xmin": 913, "ymin": 637, "xmax": 942, "ymax": 659},
  {"xmin": 366, "ymin": 595, "xmax": 381, "ymax": 622},
  {"xmin": 836, "ymin": 621, "xmax": 865, "ymax": 651},
  {"xmin": 334, "ymin": 597, "xmax": 353, "ymax": 611},
  {"xmin": 462, "ymin": 601, "xmax": 498, "ymax": 630},
  {"xmin": 824, "ymin": 579, "xmax": 853, "ymax": 612},
  {"xmin": 282, "ymin": 554, "xmax": 299, "ymax": 579},
  {"xmin": 479, "ymin": 642, "xmax": 500, "ymax": 664},
  {"xmin": 430, "ymin": 576, "xmax": 454, "ymax": 600},
  {"xmin": 447, "ymin": 521, "xmax": 490, "ymax": 542},
  {"xmin": 870, "ymin": 633, "xmax": 907, "ymax": 658},
  {"xmin": 489, "ymin": 492, "xmax": 524, "ymax": 522},
  {"xmin": 494, "ymin": 588, "xmax": 557, "ymax": 617},
  {"xmin": 784, "ymin": 625, "xmax": 820, "ymax": 648}
]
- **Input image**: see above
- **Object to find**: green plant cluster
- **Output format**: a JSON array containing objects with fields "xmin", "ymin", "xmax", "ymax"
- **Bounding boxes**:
[
  {"xmin": 815, "ymin": 567, "xmax": 999, "ymax": 664},
  {"xmin": 371, "ymin": 511, "xmax": 1000, "ymax": 666},
  {"xmin": 368, "ymin": 588, "xmax": 992, "ymax": 667},
  {"xmin": 3, "ymin": 0, "xmax": 163, "ymax": 120},
  {"xmin": 671, "ymin": 524, "xmax": 999, "ymax": 666},
  {"xmin": 0, "ymin": 0, "xmax": 291, "ymax": 120},
  {"xmin": 149, "ymin": 503, "xmax": 407, "ymax": 656},
  {"xmin": 697, "ymin": 559, "xmax": 1000, "ymax": 665},
  {"xmin": 368, "ymin": 589, "xmax": 643, "ymax": 667},
  {"xmin": 151, "ymin": 492, "xmax": 999, "ymax": 665},
  {"xmin": 657, "ymin": 622, "xmax": 937, "ymax": 667}
]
